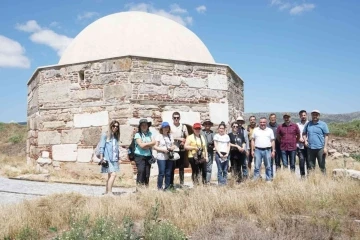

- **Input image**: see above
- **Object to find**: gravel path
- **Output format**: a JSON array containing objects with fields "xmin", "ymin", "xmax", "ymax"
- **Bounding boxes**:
[{"xmin": 0, "ymin": 177, "xmax": 135, "ymax": 205}]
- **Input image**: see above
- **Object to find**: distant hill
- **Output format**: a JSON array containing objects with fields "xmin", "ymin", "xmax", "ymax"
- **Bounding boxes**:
[{"xmin": 243, "ymin": 112, "xmax": 360, "ymax": 123}]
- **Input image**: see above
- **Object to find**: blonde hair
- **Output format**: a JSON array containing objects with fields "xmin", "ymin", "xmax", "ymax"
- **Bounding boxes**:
[{"xmin": 107, "ymin": 120, "xmax": 120, "ymax": 141}]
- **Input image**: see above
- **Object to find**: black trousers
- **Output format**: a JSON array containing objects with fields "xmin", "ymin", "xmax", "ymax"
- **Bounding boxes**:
[
  {"xmin": 170, "ymin": 151, "xmax": 185, "ymax": 185},
  {"xmin": 297, "ymin": 147, "xmax": 309, "ymax": 176},
  {"xmin": 134, "ymin": 155, "xmax": 151, "ymax": 186},
  {"xmin": 231, "ymin": 153, "xmax": 247, "ymax": 182},
  {"xmin": 188, "ymin": 157, "xmax": 207, "ymax": 185}
]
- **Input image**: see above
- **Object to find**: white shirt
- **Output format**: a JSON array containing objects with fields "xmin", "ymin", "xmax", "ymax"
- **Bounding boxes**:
[
  {"xmin": 214, "ymin": 133, "xmax": 230, "ymax": 153},
  {"xmin": 155, "ymin": 134, "xmax": 174, "ymax": 160},
  {"xmin": 252, "ymin": 127, "xmax": 274, "ymax": 148},
  {"xmin": 296, "ymin": 121, "xmax": 308, "ymax": 149},
  {"xmin": 170, "ymin": 123, "xmax": 189, "ymax": 150}
]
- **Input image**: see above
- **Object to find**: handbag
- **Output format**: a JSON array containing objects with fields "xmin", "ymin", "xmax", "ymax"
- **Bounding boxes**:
[
  {"xmin": 148, "ymin": 149, "xmax": 157, "ymax": 164},
  {"xmin": 164, "ymin": 134, "xmax": 179, "ymax": 161}
]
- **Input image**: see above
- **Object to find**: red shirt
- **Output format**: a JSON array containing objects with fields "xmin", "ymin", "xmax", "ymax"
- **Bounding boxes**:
[{"xmin": 276, "ymin": 122, "xmax": 300, "ymax": 151}]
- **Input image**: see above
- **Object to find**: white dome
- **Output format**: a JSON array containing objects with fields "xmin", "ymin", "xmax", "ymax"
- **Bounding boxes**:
[{"xmin": 59, "ymin": 11, "xmax": 215, "ymax": 65}]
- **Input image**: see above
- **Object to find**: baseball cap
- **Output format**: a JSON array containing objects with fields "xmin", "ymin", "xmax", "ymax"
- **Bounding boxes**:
[
  {"xmin": 193, "ymin": 123, "xmax": 202, "ymax": 129},
  {"xmin": 236, "ymin": 116, "xmax": 245, "ymax": 122},
  {"xmin": 283, "ymin": 113, "xmax": 291, "ymax": 117},
  {"xmin": 311, "ymin": 109, "xmax": 320, "ymax": 114},
  {"xmin": 160, "ymin": 122, "xmax": 170, "ymax": 128}
]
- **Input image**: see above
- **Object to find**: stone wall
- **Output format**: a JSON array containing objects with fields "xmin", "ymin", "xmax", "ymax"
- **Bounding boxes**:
[{"xmin": 27, "ymin": 56, "xmax": 244, "ymax": 168}]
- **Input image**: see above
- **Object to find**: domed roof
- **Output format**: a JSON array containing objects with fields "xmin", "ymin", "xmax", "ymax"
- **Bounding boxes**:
[{"xmin": 59, "ymin": 11, "xmax": 215, "ymax": 65}]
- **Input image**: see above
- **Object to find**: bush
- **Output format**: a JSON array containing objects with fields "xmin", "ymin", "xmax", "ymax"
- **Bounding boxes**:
[
  {"xmin": 8, "ymin": 134, "xmax": 23, "ymax": 144},
  {"xmin": 350, "ymin": 154, "xmax": 360, "ymax": 162},
  {"xmin": 329, "ymin": 120, "xmax": 360, "ymax": 137},
  {"xmin": 4, "ymin": 226, "xmax": 39, "ymax": 240},
  {"xmin": 0, "ymin": 122, "xmax": 4, "ymax": 132}
]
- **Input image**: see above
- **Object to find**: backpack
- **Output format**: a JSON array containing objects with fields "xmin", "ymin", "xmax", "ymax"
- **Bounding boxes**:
[{"xmin": 128, "ymin": 138, "xmax": 136, "ymax": 161}]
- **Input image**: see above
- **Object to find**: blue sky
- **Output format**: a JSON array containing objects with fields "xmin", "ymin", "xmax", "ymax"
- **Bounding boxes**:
[{"xmin": 0, "ymin": 0, "xmax": 359, "ymax": 122}]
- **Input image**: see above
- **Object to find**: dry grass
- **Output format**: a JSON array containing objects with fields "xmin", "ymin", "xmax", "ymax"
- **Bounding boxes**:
[{"xmin": 1, "ymin": 169, "xmax": 359, "ymax": 239}]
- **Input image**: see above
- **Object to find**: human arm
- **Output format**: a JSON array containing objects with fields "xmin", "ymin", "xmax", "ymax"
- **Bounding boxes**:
[
  {"xmin": 184, "ymin": 135, "xmax": 197, "ymax": 151},
  {"xmin": 276, "ymin": 127, "xmax": 281, "ymax": 143},
  {"xmin": 295, "ymin": 125, "xmax": 300, "ymax": 142},
  {"xmin": 251, "ymin": 138, "xmax": 255, "ymax": 157},
  {"xmin": 271, "ymin": 139, "xmax": 275, "ymax": 158},
  {"xmin": 135, "ymin": 133, "xmax": 155, "ymax": 149},
  {"xmin": 324, "ymin": 134, "xmax": 329, "ymax": 154},
  {"xmin": 153, "ymin": 136, "xmax": 168, "ymax": 153},
  {"xmin": 99, "ymin": 134, "xmax": 106, "ymax": 161}
]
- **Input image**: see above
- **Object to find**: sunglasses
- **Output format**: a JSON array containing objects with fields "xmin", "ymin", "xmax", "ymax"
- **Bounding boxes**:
[
  {"xmin": 173, "ymin": 117, "xmax": 180, "ymax": 119},
  {"xmin": 233, "ymin": 126, "xmax": 239, "ymax": 128},
  {"xmin": 112, "ymin": 125, "xmax": 119, "ymax": 128}
]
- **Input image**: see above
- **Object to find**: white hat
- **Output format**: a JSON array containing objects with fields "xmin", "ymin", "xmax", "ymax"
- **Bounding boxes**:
[
  {"xmin": 311, "ymin": 109, "xmax": 320, "ymax": 114},
  {"xmin": 236, "ymin": 116, "xmax": 245, "ymax": 121}
]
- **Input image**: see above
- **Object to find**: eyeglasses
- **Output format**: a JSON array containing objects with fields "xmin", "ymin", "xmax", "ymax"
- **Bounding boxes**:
[
  {"xmin": 233, "ymin": 126, "xmax": 239, "ymax": 128},
  {"xmin": 173, "ymin": 117, "xmax": 180, "ymax": 120},
  {"xmin": 112, "ymin": 125, "xmax": 119, "ymax": 129}
]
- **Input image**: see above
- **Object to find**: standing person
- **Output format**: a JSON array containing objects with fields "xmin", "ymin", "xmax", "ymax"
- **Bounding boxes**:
[
  {"xmin": 98, "ymin": 120, "xmax": 120, "ymax": 195},
  {"xmin": 247, "ymin": 116, "xmax": 257, "ymax": 170},
  {"xmin": 267, "ymin": 113, "xmax": 282, "ymax": 177},
  {"xmin": 228, "ymin": 121, "xmax": 247, "ymax": 183},
  {"xmin": 297, "ymin": 110, "xmax": 309, "ymax": 177},
  {"xmin": 154, "ymin": 122, "xmax": 176, "ymax": 190},
  {"xmin": 251, "ymin": 117, "xmax": 275, "ymax": 181},
  {"xmin": 236, "ymin": 117, "xmax": 249, "ymax": 178},
  {"xmin": 170, "ymin": 112, "xmax": 189, "ymax": 187},
  {"xmin": 134, "ymin": 119, "xmax": 156, "ymax": 186},
  {"xmin": 184, "ymin": 123, "xmax": 208, "ymax": 185},
  {"xmin": 277, "ymin": 113, "xmax": 300, "ymax": 172},
  {"xmin": 303, "ymin": 110, "xmax": 329, "ymax": 173},
  {"xmin": 214, "ymin": 122, "xmax": 231, "ymax": 185},
  {"xmin": 201, "ymin": 119, "xmax": 215, "ymax": 184}
]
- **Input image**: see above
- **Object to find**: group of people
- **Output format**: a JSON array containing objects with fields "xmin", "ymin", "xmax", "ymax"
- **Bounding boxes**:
[{"xmin": 97, "ymin": 110, "xmax": 329, "ymax": 194}]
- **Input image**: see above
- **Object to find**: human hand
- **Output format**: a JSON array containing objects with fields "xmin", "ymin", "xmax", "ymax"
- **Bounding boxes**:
[
  {"xmin": 271, "ymin": 151, "xmax": 275, "ymax": 158},
  {"xmin": 324, "ymin": 148, "xmax": 328, "ymax": 155},
  {"xmin": 251, "ymin": 151, "xmax": 254, "ymax": 157}
]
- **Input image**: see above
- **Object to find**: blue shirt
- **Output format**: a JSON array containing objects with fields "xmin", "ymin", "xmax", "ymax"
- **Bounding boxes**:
[
  {"xmin": 303, "ymin": 120, "xmax": 329, "ymax": 149},
  {"xmin": 99, "ymin": 134, "xmax": 119, "ymax": 162},
  {"xmin": 134, "ymin": 131, "xmax": 153, "ymax": 156}
]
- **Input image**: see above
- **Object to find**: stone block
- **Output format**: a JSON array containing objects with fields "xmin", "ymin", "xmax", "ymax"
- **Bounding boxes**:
[
  {"xmin": 129, "ymin": 72, "xmax": 151, "ymax": 83},
  {"xmin": 120, "ymin": 125, "xmax": 135, "ymax": 146},
  {"xmin": 104, "ymin": 84, "xmax": 132, "ymax": 100},
  {"xmin": 208, "ymin": 74, "xmax": 228, "ymax": 90},
  {"xmin": 182, "ymin": 77, "xmax": 207, "ymax": 88},
  {"xmin": 52, "ymin": 144, "xmax": 78, "ymax": 162},
  {"xmin": 82, "ymin": 127, "xmax": 102, "ymax": 146},
  {"xmin": 91, "ymin": 74, "xmax": 116, "ymax": 85},
  {"xmin": 42, "ymin": 121, "xmax": 66, "ymax": 130},
  {"xmin": 100, "ymin": 58, "xmax": 132, "ymax": 73},
  {"xmin": 70, "ymin": 83, "xmax": 81, "ymax": 90},
  {"xmin": 162, "ymin": 111, "xmax": 201, "ymax": 125},
  {"xmin": 144, "ymin": 75, "xmax": 161, "ymax": 85},
  {"xmin": 163, "ymin": 105, "xmax": 191, "ymax": 112},
  {"xmin": 39, "ymin": 80, "xmax": 70, "ymax": 103},
  {"xmin": 138, "ymin": 84, "xmax": 168, "ymax": 95},
  {"xmin": 77, "ymin": 148, "xmax": 94, "ymax": 163},
  {"xmin": 37, "ymin": 157, "xmax": 52, "ymax": 166},
  {"xmin": 42, "ymin": 151, "xmax": 50, "ymax": 158},
  {"xmin": 61, "ymin": 129, "xmax": 83, "ymax": 144},
  {"xmin": 209, "ymin": 102, "xmax": 229, "ymax": 124},
  {"xmin": 127, "ymin": 118, "xmax": 153, "ymax": 126},
  {"xmin": 152, "ymin": 62, "xmax": 174, "ymax": 71},
  {"xmin": 198, "ymin": 89, "xmax": 225, "ymax": 98},
  {"xmin": 333, "ymin": 169, "xmax": 360, "ymax": 181},
  {"xmin": 38, "ymin": 131, "xmax": 61, "ymax": 145},
  {"xmin": 173, "ymin": 88, "xmax": 198, "ymax": 98},
  {"xmin": 74, "ymin": 111, "xmax": 109, "ymax": 128},
  {"xmin": 175, "ymin": 64, "xmax": 193, "ymax": 73},
  {"xmin": 76, "ymin": 89, "xmax": 102, "ymax": 101},
  {"xmin": 161, "ymin": 75, "xmax": 181, "ymax": 86}
]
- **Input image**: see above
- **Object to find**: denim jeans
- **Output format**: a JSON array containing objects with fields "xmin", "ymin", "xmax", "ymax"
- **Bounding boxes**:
[
  {"xmin": 157, "ymin": 160, "xmax": 174, "ymax": 190},
  {"xmin": 134, "ymin": 155, "xmax": 151, "ymax": 186},
  {"xmin": 281, "ymin": 150, "xmax": 296, "ymax": 171},
  {"xmin": 254, "ymin": 148, "xmax": 272, "ymax": 181},
  {"xmin": 205, "ymin": 151, "xmax": 214, "ymax": 183},
  {"xmin": 307, "ymin": 148, "xmax": 326, "ymax": 173},
  {"xmin": 215, "ymin": 153, "xmax": 229, "ymax": 185},
  {"xmin": 297, "ymin": 147, "xmax": 309, "ymax": 176}
]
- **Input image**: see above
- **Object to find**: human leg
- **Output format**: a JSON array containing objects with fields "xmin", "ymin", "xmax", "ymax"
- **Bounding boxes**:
[
  {"xmin": 281, "ymin": 151, "xmax": 288, "ymax": 169},
  {"xmin": 135, "ymin": 155, "xmax": 146, "ymax": 185},
  {"xmin": 164, "ymin": 160, "xmax": 174, "ymax": 190},
  {"xmin": 289, "ymin": 150, "xmax": 296, "ymax": 172},
  {"xmin": 307, "ymin": 148, "xmax": 317, "ymax": 171},
  {"xmin": 206, "ymin": 151, "xmax": 214, "ymax": 183},
  {"xmin": 298, "ymin": 148, "xmax": 306, "ymax": 176},
  {"xmin": 215, "ymin": 153, "xmax": 224, "ymax": 184},
  {"xmin": 157, "ymin": 160, "xmax": 166, "ymax": 190},
  {"xmin": 264, "ymin": 149, "xmax": 272, "ymax": 181},
  {"xmin": 144, "ymin": 157, "xmax": 151, "ymax": 186},
  {"xmin": 253, "ymin": 149, "xmax": 262, "ymax": 180},
  {"xmin": 316, "ymin": 148, "xmax": 326, "ymax": 174}
]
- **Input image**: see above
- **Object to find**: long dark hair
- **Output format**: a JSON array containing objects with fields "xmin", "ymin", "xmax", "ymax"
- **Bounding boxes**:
[{"xmin": 107, "ymin": 120, "xmax": 120, "ymax": 141}]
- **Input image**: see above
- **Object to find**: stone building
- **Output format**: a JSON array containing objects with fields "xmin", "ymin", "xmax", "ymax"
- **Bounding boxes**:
[{"xmin": 26, "ymin": 12, "xmax": 244, "ymax": 174}]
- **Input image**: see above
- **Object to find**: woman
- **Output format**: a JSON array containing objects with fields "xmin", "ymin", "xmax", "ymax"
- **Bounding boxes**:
[
  {"xmin": 214, "ymin": 122, "xmax": 231, "ymax": 185},
  {"xmin": 228, "ymin": 122, "xmax": 247, "ymax": 183},
  {"xmin": 134, "ymin": 119, "xmax": 156, "ymax": 186},
  {"xmin": 184, "ymin": 123, "xmax": 208, "ymax": 185},
  {"xmin": 154, "ymin": 122, "xmax": 176, "ymax": 190},
  {"xmin": 99, "ymin": 120, "xmax": 120, "ymax": 195}
]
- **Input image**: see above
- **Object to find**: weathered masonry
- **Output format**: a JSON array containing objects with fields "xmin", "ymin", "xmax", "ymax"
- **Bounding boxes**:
[{"xmin": 26, "ymin": 12, "xmax": 244, "ymax": 174}]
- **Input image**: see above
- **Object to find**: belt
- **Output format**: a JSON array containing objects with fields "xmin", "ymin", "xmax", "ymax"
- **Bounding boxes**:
[{"xmin": 255, "ymin": 147, "xmax": 272, "ymax": 150}]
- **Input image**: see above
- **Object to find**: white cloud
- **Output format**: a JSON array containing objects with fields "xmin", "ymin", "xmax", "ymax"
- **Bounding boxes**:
[
  {"xmin": 195, "ymin": 5, "xmax": 207, "ymax": 14},
  {"xmin": 0, "ymin": 35, "xmax": 30, "ymax": 68},
  {"xmin": 125, "ymin": 3, "xmax": 192, "ymax": 26},
  {"xmin": 16, "ymin": 20, "xmax": 73, "ymax": 56},
  {"xmin": 270, "ymin": 1, "xmax": 315, "ymax": 15},
  {"xmin": 289, "ymin": 3, "xmax": 315, "ymax": 15},
  {"xmin": 77, "ymin": 11, "xmax": 99, "ymax": 20}
]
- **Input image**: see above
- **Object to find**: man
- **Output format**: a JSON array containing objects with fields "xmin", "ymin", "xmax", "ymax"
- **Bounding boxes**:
[
  {"xmin": 277, "ymin": 113, "xmax": 300, "ymax": 172},
  {"xmin": 236, "ymin": 116, "xmax": 249, "ymax": 178},
  {"xmin": 297, "ymin": 110, "xmax": 309, "ymax": 177},
  {"xmin": 201, "ymin": 119, "xmax": 215, "ymax": 184},
  {"xmin": 303, "ymin": 110, "xmax": 329, "ymax": 173},
  {"xmin": 267, "ymin": 113, "xmax": 282, "ymax": 177},
  {"xmin": 247, "ymin": 116, "xmax": 257, "ymax": 170},
  {"xmin": 170, "ymin": 112, "xmax": 189, "ymax": 186},
  {"xmin": 251, "ymin": 117, "xmax": 275, "ymax": 181}
]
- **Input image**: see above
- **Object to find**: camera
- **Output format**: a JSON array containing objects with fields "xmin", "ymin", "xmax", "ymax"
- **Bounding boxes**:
[
  {"xmin": 168, "ymin": 150, "xmax": 174, "ymax": 160},
  {"xmin": 208, "ymin": 142, "xmax": 214, "ymax": 149},
  {"xmin": 98, "ymin": 160, "xmax": 109, "ymax": 168},
  {"xmin": 194, "ymin": 148, "xmax": 203, "ymax": 160},
  {"xmin": 179, "ymin": 142, "xmax": 184, "ymax": 150}
]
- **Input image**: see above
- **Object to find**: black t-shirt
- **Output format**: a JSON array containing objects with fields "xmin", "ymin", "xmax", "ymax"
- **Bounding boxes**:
[{"xmin": 228, "ymin": 132, "xmax": 245, "ymax": 157}]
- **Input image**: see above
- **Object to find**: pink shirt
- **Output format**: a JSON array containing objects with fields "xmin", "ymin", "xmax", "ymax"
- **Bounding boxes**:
[{"xmin": 277, "ymin": 123, "xmax": 300, "ymax": 151}]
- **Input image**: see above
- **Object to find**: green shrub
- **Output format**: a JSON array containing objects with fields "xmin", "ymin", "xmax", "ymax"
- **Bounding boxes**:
[
  {"xmin": 329, "ymin": 120, "xmax": 360, "ymax": 137},
  {"xmin": 0, "ymin": 122, "xmax": 4, "ymax": 132},
  {"xmin": 350, "ymin": 154, "xmax": 360, "ymax": 162},
  {"xmin": 4, "ymin": 226, "xmax": 40, "ymax": 240},
  {"xmin": 8, "ymin": 134, "xmax": 23, "ymax": 144}
]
